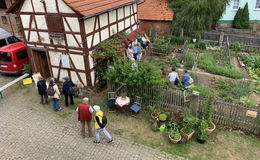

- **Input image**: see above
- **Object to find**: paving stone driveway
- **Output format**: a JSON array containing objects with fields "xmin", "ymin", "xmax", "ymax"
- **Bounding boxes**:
[{"xmin": 0, "ymin": 75, "xmax": 183, "ymax": 160}]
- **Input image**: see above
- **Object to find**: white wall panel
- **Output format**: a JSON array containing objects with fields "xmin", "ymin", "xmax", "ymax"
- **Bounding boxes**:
[
  {"xmin": 35, "ymin": 15, "xmax": 47, "ymax": 30},
  {"xmin": 45, "ymin": 0, "xmax": 57, "ymax": 13},
  {"xmin": 110, "ymin": 24, "xmax": 117, "ymax": 35},
  {"xmin": 86, "ymin": 36, "xmax": 92, "ymax": 48},
  {"xmin": 30, "ymin": 31, "xmax": 38, "ymax": 42},
  {"xmin": 49, "ymin": 51, "xmax": 62, "ymax": 66},
  {"xmin": 21, "ymin": 15, "xmax": 30, "ymax": 28},
  {"xmin": 93, "ymin": 32, "xmax": 100, "ymax": 46},
  {"xmin": 58, "ymin": 0, "xmax": 75, "ymax": 13},
  {"xmin": 70, "ymin": 54, "xmax": 85, "ymax": 70},
  {"xmin": 99, "ymin": 13, "xmax": 108, "ymax": 28},
  {"xmin": 70, "ymin": 71, "xmax": 80, "ymax": 84},
  {"xmin": 21, "ymin": 0, "xmax": 33, "ymax": 12},
  {"xmin": 84, "ymin": 17, "xmax": 95, "ymax": 34},
  {"xmin": 66, "ymin": 34, "xmax": 82, "ymax": 48},
  {"xmin": 89, "ymin": 53, "xmax": 94, "ymax": 69},
  {"xmin": 118, "ymin": 8, "xmax": 124, "ymax": 19},
  {"xmin": 32, "ymin": 0, "xmax": 45, "ymax": 12},
  {"xmin": 133, "ymin": 3, "xmax": 137, "ymax": 13},
  {"xmin": 60, "ymin": 69, "xmax": 69, "ymax": 80},
  {"xmin": 64, "ymin": 17, "xmax": 80, "ymax": 32},
  {"xmin": 52, "ymin": 68, "xmax": 59, "ymax": 79},
  {"xmin": 101, "ymin": 28, "xmax": 109, "ymax": 41},
  {"xmin": 118, "ymin": 21, "xmax": 124, "ymax": 32},
  {"xmin": 125, "ymin": 6, "xmax": 130, "ymax": 17},
  {"xmin": 125, "ymin": 18, "xmax": 130, "ymax": 28},
  {"xmin": 53, "ymin": 39, "xmax": 65, "ymax": 46},
  {"xmin": 91, "ymin": 71, "xmax": 95, "ymax": 86},
  {"xmin": 39, "ymin": 32, "xmax": 50, "ymax": 44},
  {"xmin": 79, "ymin": 73, "xmax": 87, "ymax": 86},
  {"xmin": 109, "ymin": 10, "xmax": 117, "ymax": 23}
]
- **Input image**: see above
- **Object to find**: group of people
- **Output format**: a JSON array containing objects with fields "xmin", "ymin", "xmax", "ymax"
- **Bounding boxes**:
[
  {"xmin": 36, "ymin": 76, "xmax": 75, "ymax": 111},
  {"xmin": 127, "ymin": 43, "xmax": 142, "ymax": 61},
  {"xmin": 168, "ymin": 67, "xmax": 193, "ymax": 89},
  {"xmin": 37, "ymin": 76, "xmax": 112, "ymax": 143}
]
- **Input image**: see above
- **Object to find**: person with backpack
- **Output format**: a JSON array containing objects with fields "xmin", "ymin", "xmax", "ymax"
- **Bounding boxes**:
[
  {"xmin": 168, "ymin": 67, "xmax": 179, "ymax": 87},
  {"xmin": 48, "ymin": 78, "xmax": 61, "ymax": 111},
  {"xmin": 37, "ymin": 76, "xmax": 48, "ymax": 104},
  {"xmin": 93, "ymin": 105, "xmax": 113, "ymax": 144},
  {"xmin": 181, "ymin": 70, "xmax": 193, "ymax": 89},
  {"xmin": 76, "ymin": 97, "xmax": 94, "ymax": 138},
  {"xmin": 62, "ymin": 77, "xmax": 75, "ymax": 107}
]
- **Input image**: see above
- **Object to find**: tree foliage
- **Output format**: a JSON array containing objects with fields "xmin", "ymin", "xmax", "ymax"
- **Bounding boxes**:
[
  {"xmin": 169, "ymin": 0, "xmax": 230, "ymax": 37},
  {"xmin": 233, "ymin": 8, "xmax": 243, "ymax": 28},
  {"xmin": 233, "ymin": 3, "xmax": 249, "ymax": 29}
]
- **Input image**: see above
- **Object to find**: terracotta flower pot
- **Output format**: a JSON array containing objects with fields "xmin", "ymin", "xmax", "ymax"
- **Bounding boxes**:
[
  {"xmin": 206, "ymin": 122, "xmax": 216, "ymax": 135},
  {"xmin": 169, "ymin": 134, "xmax": 182, "ymax": 144},
  {"xmin": 151, "ymin": 113, "xmax": 159, "ymax": 119},
  {"xmin": 180, "ymin": 128, "xmax": 195, "ymax": 140}
]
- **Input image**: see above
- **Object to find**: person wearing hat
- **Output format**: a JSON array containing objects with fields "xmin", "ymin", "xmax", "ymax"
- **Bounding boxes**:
[
  {"xmin": 93, "ymin": 105, "xmax": 113, "ymax": 143},
  {"xmin": 62, "ymin": 77, "xmax": 75, "ymax": 107},
  {"xmin": 76, "ymin": 97, "xmax": 94, "ymax": 138},
  {"xmin": 37, "ymin": 76, "xmax": 48, "ymax": 104}
]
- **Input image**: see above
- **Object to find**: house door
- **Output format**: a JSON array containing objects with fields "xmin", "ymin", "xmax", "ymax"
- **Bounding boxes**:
[{"xmin": 32, "ymin": 50, "xmax": 50, "ymax": 79}]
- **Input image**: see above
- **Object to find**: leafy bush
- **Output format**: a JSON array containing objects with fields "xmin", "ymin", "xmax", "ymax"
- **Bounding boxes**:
[
  {"xmin": 152, "ymin": 38, "xmax": 172, "ymax": 55},
  {"xmin": 189, "ymin": 86, "xmax": 214, "ymax": 98},
  {"xmin": 233, "ymin": 8, "xmax": 243, "ymax": 29},
  {"xmin": 182, "ymin": 110, "xmax": 198, "ymax": 134},
  {"xmin": 198, "ymin": 53, "xmax": 244, "ymax": 79},
  {"xmin": 106, "ymin": 60, "xmax": 167, "ymax": 88},
  {"xmin": 256, "ymin": 80, "xmax": 260, "ymax": 94},
  {"xmin": 188, "ymin": 43, "xmax": 195, "ymax": 49},
  {"xmin": 241, "ymin": 52, "xmax": 260, "ymax": 79},
  {"xmin": 231, "ymin": 42, "xmax": 245, "ymax": 52},
  {"xmin": 184, "ymin": 53, "xmax": 195, "ymax": 69},
  {"xmin": 190, "ymin": 72, "xmax": 199, "ymax": 85},
  {"xmin": 240, "ymin": 96, "xmax": 257, "ymax": 108},
  {"xmin": 195, "ymin": 41, "xmax": 207, "ymax": 50},
  {"xmin": 167, "ymin": 35, "xmax": 192, "ymax": 45},
  {"xmin": 166, "ymin": 57, "xmax": 181, "ymax": 67}
]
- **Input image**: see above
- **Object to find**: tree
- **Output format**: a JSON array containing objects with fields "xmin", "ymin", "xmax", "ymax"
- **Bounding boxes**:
[
  {"xmin": 169, "ymin": 0, "xmax": 230, "ymax": 38},
  {"xmin": 233, "ymin": 8, "xmax": 243, "ymax": 29},
  {"xmin": 241, "ymin": 3, "xmax": 249, "ymax": 29}
]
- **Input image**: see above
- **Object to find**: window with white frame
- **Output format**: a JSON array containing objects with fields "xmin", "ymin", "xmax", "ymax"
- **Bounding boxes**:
[
  {"xmin": 256, "ymin": 0, "xmax": 260, "ymax": 9},
  {"xmin": 233, "ymin": 0, "xmax": 240, "ymax": 10}
]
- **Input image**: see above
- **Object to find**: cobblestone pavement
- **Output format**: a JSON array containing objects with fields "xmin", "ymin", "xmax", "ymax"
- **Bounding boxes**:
[{"xmin": 0, "ymin": 75, "xmax": 183, "ymax": 160}]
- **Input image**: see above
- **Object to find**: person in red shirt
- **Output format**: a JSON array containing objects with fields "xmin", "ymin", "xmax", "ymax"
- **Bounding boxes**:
[{"xmin": 76, "ymin": 97, "xmax": 94, "ymax": 138}]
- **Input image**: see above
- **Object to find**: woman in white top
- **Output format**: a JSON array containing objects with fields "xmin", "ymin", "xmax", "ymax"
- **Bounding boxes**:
[
  {"xmin": 127, "ymin": 45, "xmax": 135, "ymax": 61},
  {"xmin": 168, "ymin": 67, "xmax": 179, "ymax": 87}
]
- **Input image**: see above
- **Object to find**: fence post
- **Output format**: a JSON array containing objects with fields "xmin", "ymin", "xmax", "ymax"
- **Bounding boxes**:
[
  {"xmin": 219, "ymin": 32, "xmax": 225, "ymax": 46},
  {"xmin": 189, "ymin": 91, "xmax": 200, "ymax": 116}
]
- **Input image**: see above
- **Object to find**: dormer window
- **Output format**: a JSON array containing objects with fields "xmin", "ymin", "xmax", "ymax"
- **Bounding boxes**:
[
  {"xmin": 233, "ymin": 0, "xmax": 240, "ymax": 10},
  {"xmin": 256, "ymin": 0, "xmax": 260, "ymax": 9}
]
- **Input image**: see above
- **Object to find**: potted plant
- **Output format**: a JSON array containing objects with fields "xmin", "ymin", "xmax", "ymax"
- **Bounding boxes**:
[
  {"xmin": 180, "ymin": 110, "xmax": 197, "ymax": 140},
  {"xmin": 196, "ymin": 119, "xmax": 208, "ymax": 144},
  {"xmin": 168, "ymin": 123, "xmax": 181, "ymax": 144},
  {"xmin": 196, "ymin": 132, "xmax": 208, "ymax": 144},
  {"xmin": 150, "ymin": 105, "xmax": 161, "ymax": 120},
  {"xmin": 159, "ymin": 113, "xmax": 167, "ymax": 123},
  {"xmin": 202, "ymin": 97, "xmax": 216, "ymax": 135}
]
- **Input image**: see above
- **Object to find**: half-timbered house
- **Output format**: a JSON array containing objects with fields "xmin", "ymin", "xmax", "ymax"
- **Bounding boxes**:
[{"xmin": 7, "ymin": 0, "xmax": 139, "ymax": 87}]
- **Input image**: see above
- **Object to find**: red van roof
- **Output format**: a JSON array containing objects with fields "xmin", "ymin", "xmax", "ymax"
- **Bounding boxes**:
[{"xmin": 0, "ymin": 42, "xmax": 26, "ymax": 52}]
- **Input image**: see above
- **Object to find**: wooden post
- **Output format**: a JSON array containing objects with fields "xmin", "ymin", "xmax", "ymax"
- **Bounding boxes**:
[
  {"xmin": 189, "ymin": 91, "xmax": 200, "ymax": 116},
  {"xmin": 219, "ymin": 32, "xmax": 225, "ymax": 46}
]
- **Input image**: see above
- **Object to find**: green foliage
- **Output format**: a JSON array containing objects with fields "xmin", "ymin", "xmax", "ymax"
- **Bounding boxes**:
[
  {"xmin": 159, "ymin": 113, "xmax": 167, "ymax": 121},
  {"xmin": 167, "ymin": 35, "xmax": 192, "ymax": 45},
  {"xmin": 240, "ymin": 52, "xmax": 260, "ymax": 79},
  {"xmin": 239, "ymin": 96, "xmax": 257, "ymax": 108},
  {"xmin": 215, "ymin": 79, "xmax": 253, "ymax": 100},
  {"xmin": 196, "ymin": 119, "xmax": 209, "ymax": 141},
  {"xmin": 189, "ymin": 86, "xmax": 214, "ymax": 98},
  {"xmin": 169, "ymin": 0, "xmax": 230, "ymax": 37},
  {"xmin": 202, "ymin": 96, "xmax": 214, "ymax": 122},
  {"xmin": 106, "ymin": 60, "xmax": 166, "ymax": 88},
  {"xmin": 231, "ymin": 42, "xmax": 245, "ymax": 52},
  {"xmin": 166, "ymin": 57, "xmax": 181, "ymax": 67},
  {"xmin": 233, "ymin": 8, "xmax": 243, "ymax": 29},
  {"xmin": 152, "ymin": 37, "xmax": 172, "ymax": 55},
  {"xmin": 182, "ymin": 110, "xmax": 198, "ymax": 134},
  {"xmin": 22, "ymin": 64, "xmax": 32, "ymax": 75},
  {"xmin": 190, "ymin": 72, "xmax": 199, "ymax": 85},
  {"xmin": 256, "ymin": 80, "xmax": 260, "ymax": 94},
  {"xmin": 168, "ymin": 125, "xmax": 181, "ymax": 139},
  {"xmin": 198, "ymin": 53, "xmax": 244, "ymax": 79},
  {"xmin": 183, "ymin": 53, "xmax": 195, "ymax": 69},
  {"xmin": 195, "ymin": 41, "xmax": 207, "ymax": 50},
  {"xmin": 241, "ymin": 3, "xmax": 250, "ymax": 29}
]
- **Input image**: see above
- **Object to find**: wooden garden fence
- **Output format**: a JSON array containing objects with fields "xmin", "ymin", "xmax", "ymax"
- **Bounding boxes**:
[{"xmin": 108, "ymin": 82, "xmax": 260, "ymax": 136}]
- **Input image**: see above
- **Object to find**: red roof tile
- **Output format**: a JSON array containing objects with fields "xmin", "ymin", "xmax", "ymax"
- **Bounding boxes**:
[
  {"xmin": 64, "ymin": 0, "xmax": 138, "ymax": 17},
  {"xmin": 138, "ymin": 0, "xmax": 173, "ymax": 21}
]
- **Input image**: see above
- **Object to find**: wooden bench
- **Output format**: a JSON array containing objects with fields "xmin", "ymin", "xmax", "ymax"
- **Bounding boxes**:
[{"xmin": 0, "ymin": 73, "xmax": 29, "ymax": 99}]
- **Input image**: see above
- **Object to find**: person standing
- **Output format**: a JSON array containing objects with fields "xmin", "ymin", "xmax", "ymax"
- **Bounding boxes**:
[
  {"xmin": 136, "ymin": 43, "xmax": 142, "ymax": 61},
  {"xmin": 93, "ymin": 105, "xmax": 113, "ymax": 144},
  {"xmin": 168, "ymin": 67, "xmax": 179, "ymax": 87},
  {"xmin": 76, "ymin": 97, "xmax": 93, "ymax": 138},
  {"xmin": 62, "ymin": 77, "xmax": 75, "ymax": 107},
  {"xmin": 132, "ymin": 43, "xmax": 138, "ymax": 60},
  {"xmin": 48, "ymin": 79, "xmax": 61, "ymax": 111},
  {"xmin": 37, "ymin": 76, "xmax": 48, "ymax": 104}
]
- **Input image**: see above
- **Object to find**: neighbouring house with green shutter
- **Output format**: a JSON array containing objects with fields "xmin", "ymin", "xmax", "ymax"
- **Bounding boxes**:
[{"xmin": 217, "ymin": 0, "xmax": 260, "ymax": 28}]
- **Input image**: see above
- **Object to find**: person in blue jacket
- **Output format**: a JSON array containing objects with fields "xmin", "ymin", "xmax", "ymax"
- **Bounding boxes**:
[
  {"xmin": 62, "ymin": 77, "xmax": 75, "ymax": 107},
  {"xmin": 181, "ymin": 70, "xmax": 191, "ymax": 89}
]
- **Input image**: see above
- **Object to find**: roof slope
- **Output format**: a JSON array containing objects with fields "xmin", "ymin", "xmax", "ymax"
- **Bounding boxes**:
[
  {"xmin": 138, "ymin": 0, "xmax": 173, "ymax": 21},
  {"xmin": 8, "ymin": 0, "xmax": 138, "ymax": 18},
  {"xmin": 64, "ymin": 0, "xmax": 137, "ymax": 17}
]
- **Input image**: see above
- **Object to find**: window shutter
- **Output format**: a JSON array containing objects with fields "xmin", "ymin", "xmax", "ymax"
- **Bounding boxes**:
[{"xmin": 46, "ymin": 15, "xmax": 64, "ymax": 33}]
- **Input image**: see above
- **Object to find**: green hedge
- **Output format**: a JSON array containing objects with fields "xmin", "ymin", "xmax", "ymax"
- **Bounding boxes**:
[
  {"xmin": 167, "ymin": 35, "xmax": 192, "ymax": 45},
  {"xmin": 198, "ymin": 53, "xmax": 244, "ymax": 79}
]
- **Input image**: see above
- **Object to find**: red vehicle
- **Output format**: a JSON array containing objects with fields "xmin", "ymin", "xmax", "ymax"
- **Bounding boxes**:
[{"xmin": 0, "ymin": 42, "xmax": 28, "ymax": 75}]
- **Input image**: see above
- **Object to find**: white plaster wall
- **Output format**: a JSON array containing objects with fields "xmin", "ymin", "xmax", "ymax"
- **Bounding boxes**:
[
  {"xmin": 131, "ymin": 16, "xmax": 135, "ymax": 25},
  {"xmin": 58, "ymin": 0, "xmax": 75, "ymax": 13},
  {"xmin": 118, "ymin": 8, "xmax": 124, "ymax": 19},
  {"xmin": 32, "ymin": 0, "xmax": 45, "ymax": 12},
  {"xmin": 52, "ymin": 68, "xmax": 59, "ymax": 79},
  {"xmin": 91, "ymin": 71, "xmax": 95, "ymax": 86},
  {"xmin": 49, "ymin": 51, "xmax": 62, "ymax": 66},
  {"xmin": 84, "ymin": 17, "xmax": 95, "ymax": 35},
  {"xmin": 101, "ymin": 28, "xmax": 109, "ymax": 41},
  {"xmin": 45, "ymin": 0, "xmax": 57, "ymax": 13},
  {"xmin": 93, "ymin": 32, "xmax": 100, "ymax": 46},
  {"xmin": 53, "ymin": 39, "xmax": 66, "ymax": 46},
  {"xmin": 86, "ymin": 36, "xmax": 92, "ymax": 48},
  {"xmin": 64, "ymin": 17, "xmax": 80, "ymax": 32},
  {"xmin": 21, "ymin": 0, "xmax": 33, "ymax": 12},
  {"xmin": 21, "ymin": 15, "xmax": 30, "ymax": 28},
  {"xmin": 66, "ymin": 34, "xmax": 82, "ymax": 48},
  {"xmin": 60, "ymin": 69, "xmax": 69, "ymax": 80},
  {"xmin": 133, "ymin": 24, "xmax": 137, "ymax": 30},
  {"xmin": 88, "ymin": 53, "xmax": 94, "ymax": 69},
  {"xmin": 125, "ymin": 18, "xmax": 130, "ymax": 28},
  {"xmin": 35, "ymin": 15, "xmax": 47, "ymax": 30},
  {"xmin": 110, "ymin": 25, "xmax": 117, "ymax": 35},
  {"xmin": 70, "ymin": 71, "xmax": 80, "ymax": 84},
  {"xmin": 125, "ymin": 6, "xmax": 130, "ymax": 17},
  {"xmin": 70, "ymin": 54, "xmax": 85, "ymax": 70},
  {"xmin": 99, "ymin": 13, "xmax": 108, "ymax": 28},
  {"xmin": 118, "ymin": 21, "xmax": 124, "ymax": 32},
  {"xmin": 30, "ymin": 31, "xmax": 38, "ymax": 42},
  {"xmin": 109, "ymin": 10, "xmax": 117, "ymax": 23},
  {"xmin": 133, "ymin": 3, "xmax": 137, "ymax": 13},
  {"xmin": 39, "ymin": 32, "xmax": 50, "ymax": 44},
  {"xmin": 79, "ymin": 73, "xmax": 87, "ymax": 86}
]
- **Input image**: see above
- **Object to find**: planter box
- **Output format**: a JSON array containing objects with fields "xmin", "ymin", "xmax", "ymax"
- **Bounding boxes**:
[
  {"xmin": 206, "ymin": 122, "xmax": 216, "ymax": 135},
  {"xmin": 169, "ymin": 134, "xmax": 181, "ymax": 144},
  {"xmin": 180, "ymin": 128, "xmax": 195, "ymax": 140}
]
